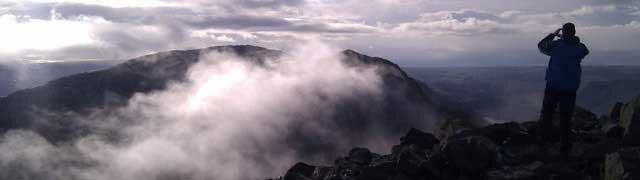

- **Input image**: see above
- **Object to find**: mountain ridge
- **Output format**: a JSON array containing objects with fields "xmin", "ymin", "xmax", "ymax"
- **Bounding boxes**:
[{"xmin": 0, "ymin": 45, "xmax": 441, "ymax": 155}]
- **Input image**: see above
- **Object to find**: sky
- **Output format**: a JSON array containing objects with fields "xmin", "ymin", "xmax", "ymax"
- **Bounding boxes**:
[{"xmin": 0, "ymin": 0, "xmax": 639, "ymax": 66}]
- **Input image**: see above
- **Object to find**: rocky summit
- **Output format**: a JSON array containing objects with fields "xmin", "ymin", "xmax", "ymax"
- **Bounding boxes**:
[{"xmin": 271, "ymin": 94, "xmax": 640, "ymax": 180}]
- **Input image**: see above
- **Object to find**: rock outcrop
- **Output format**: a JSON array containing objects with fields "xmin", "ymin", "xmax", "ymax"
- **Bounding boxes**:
[
  {"xmin": 270, "ymin": 94, "xmax": 640, "ymax": 180},
  {"xmin": 620, "ymin": 95, "xmax": 640, "ymax": 138}
]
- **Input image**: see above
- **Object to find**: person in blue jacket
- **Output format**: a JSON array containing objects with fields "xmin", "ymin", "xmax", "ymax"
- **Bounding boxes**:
[{"xmin": 537, "ymin": 22, "xmax": 589, "ymax": 153}]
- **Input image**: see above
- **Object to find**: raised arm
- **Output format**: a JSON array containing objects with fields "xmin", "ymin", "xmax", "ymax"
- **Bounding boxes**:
[
  {"xmin": 537, "ymin": 33, "xmax": 556, "ymax": 56},
  {"xmin": 538, "ymin": 28, "xmax": 561, "ymax": 56}
]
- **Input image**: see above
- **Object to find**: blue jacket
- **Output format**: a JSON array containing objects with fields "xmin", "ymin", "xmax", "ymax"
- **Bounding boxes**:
[{"xmin": 538, "ymin": 34, "xmax": 589, "ymax": 91}]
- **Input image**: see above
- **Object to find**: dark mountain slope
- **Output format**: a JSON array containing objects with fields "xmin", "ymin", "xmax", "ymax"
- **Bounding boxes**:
[
  {"xmin": 0, "ymin": 45, "xmax": 440, "ymax": 156},
  {"xmin": 0, "ymin": 46, "xmax": 280, "ymax": 134}
]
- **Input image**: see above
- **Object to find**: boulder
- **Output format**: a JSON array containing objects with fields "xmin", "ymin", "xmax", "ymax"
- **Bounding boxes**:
[
  {"xmin": 395, "ymin": 145, "xmax": 429, "ymax": 176},
  {"xmin": 443, "ymin": 136, "xmax": 497, "ymax": 177},
  {"xmin": 487, "ymin": 161, "xmax": 543, "ymax": 180},
  {"xmin": 312, "ymin": 167, "xmax": 333, "ymax": 180},
  {"xmin": 283, "ymin": 162, "xmax": 316, "ymax": 180},
  {"xmin": 369, "ymin": 155, "xmax": 396, "ymax": 170},
  {"xmin": 390, "ymin": 128, "xmax": 440, "ymax": 177},
  {"xmin": 387, "ymin": 173, "xmax": 413, "ymax": 180},
  {"xmin": 400, "ymin": 128, "xmax": 439, "ymax": 149},
  {"xmin": 581, "ymin": 139, "xmax": 622, "ymax": 160},
  {"xmin": 497, "ymin": 142, "xmax": 542, "ymax": 166},
  {"xmin": 620, "ymin": 95, "xmax": 640, "ymax": 137},
  {"xmin": 602, "ymin": 123, "xmax": 625, "ymax": 138},
  {"xmin": 572, "ymin": 106, "xmax": 600, "ymax": 131},
  {"xmin": 533, "ymin": 162, "xmax": 582, "ymax": 179},
  {"xmin": 347, "ymin": 147, "xmax": 374, "ymax": 165},
  {"xmin": 604, "ymin": 152, "xmax": 625, "ymax": 180},
  {"xmin": 332, "ymin": 157, "xmax": 365, "ymax": 180},
  {"xmin": 453, "ymin": 122, "xmax": 532, "ymax": 145},
  {"xmin": 604, "ymin": 147, "xmax": 640, "ymax": 180},
  {"xmin": 360, "ymin": 159, "xmax": 397, "ymax": 180},
  {"xmin": 452, "ymin": 122, "xmax": 542, "ymax": 165},
  {"xmin": 519, "ymin": 121, "xmax": 538, "ymax": 135},
  {"xmin": 568, "ymin": 142, "xmax": 596, "ymax": 158},
  {"xmin": 609, "ymin": 102, "xmax": 624, "ymax": 121}
]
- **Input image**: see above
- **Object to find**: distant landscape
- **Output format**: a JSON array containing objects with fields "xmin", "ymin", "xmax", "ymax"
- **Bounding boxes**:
[
  {"xmin": 3, "ymin": 61, "xmax": 638, "ymax": 122},
  {"xmin": 405, "ymin": 66, "xmax": 640, "ymax": 121},
  {"xmin": 0, "ymin": 61, "xmax": 120, "ymax": 97}
]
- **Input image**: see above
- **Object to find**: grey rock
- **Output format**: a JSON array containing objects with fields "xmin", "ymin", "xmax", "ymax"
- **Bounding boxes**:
[
  {"xmin": 609, "ymin": 102, "xmax": 624, "ymax": 122},
  {"xmin": 604, "ymin": 147, "xmax": 640, "ymax": 180},
  {"xmin": 443, "ymin": 136, "xmax": 497, "ymax": 177},
  {"xmin": 347, "ymin": 147, "xmax": 373, "ymax": 165},
  {"xmin": 487, "ymin": 161, "xmax": 543, "ymax": 180},
  {"xmin": 283, "ymin": 162, "xmax": 316, "ymax": 180}
]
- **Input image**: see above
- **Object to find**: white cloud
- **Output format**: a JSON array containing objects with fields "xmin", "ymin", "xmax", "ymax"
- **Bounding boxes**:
[
  {"xmin": 16, "ymin": 0, "xmax": 183, "ymax": 8},
  {"xmin": 0, "ymin": 14, "xmax": 96, "ymax": 54},
  {"xmin": 212, "ymin": 34, "xmax": 236, "ymax": 42},
  {"xmin": 393, "ymin": 10, "xmax": 512, "ymax": 36},
  {"xmin": 0, "ymin": 1, "xmax": 639, "ymax": 65}
]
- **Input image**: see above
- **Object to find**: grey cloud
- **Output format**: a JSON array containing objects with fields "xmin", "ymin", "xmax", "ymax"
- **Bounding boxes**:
[
  {"xmin": 0, "ymin": 1, "xmax": 375, "ymax": 62},
  {"xmin": 508, "ymin": 4, "xmax": 640, "ymax": 28},
  {"xmin": 445, "ymin": 10, "xmax": 504, "ymax": 22},
  {"xmin": 2, "ymin": 1, "xmax": 640, "ymax": 66},
  {"xmin": 396, "ymin": 4, "xmax": 640, "ymax": 36},
  {"xmin": 559, "ymin": 5, "xmax": 640, "ymax": 26},
  {"xmin": 16, "ymin": 2, "xmax": 374, "ymax": 34},
  {"xmin": 184, "ymin": 15, "xmax": 377, "ymax": 34},
  {"xmin": 4, "ymin": 2, "xmax": 53, "ymax": 20},
  {"xmin": 7, "ymin": 2, "xmax": 198, "ymax": 25},
  {"xmin": 167, "ymin": 0, "xmax": 306, "ymax": 10},
  {"xmin": 91, "ymin": 23, "xmax": 190, "ymax": 57},
  {"xmin": 53, "ymin": 3, "xmax": 196, "ymax": 25},
  {"xmin": 184, "ymin": 15, "xmax": 292, "ymax": 29},
  {"xmin": 234, "ymin": 0, "xmax": 306, "ymax": 9},
  {"xmin": 395, "ymin": 10, "xmax": 519, "ymax": 36}
]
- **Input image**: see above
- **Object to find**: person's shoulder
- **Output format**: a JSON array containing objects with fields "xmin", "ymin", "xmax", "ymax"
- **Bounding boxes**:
[
  {"xmin": 579, "ymin": 42, "xmax": 588, "ymax": 49},
  {"xmin": 576, "ymin": 40, "xmax": 590, "ymax": 55},
  {"xmin": 575, "ymin": 36, "xmax": 586, "ymax": 46}
]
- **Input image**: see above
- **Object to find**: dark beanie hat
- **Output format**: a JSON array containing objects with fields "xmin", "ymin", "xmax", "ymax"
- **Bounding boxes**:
[{"xmin": 562, "ymin": 23, "xmax": 576, "ymax": 37}]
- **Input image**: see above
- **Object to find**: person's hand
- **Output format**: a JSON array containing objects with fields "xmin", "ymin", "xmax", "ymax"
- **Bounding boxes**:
[{"xmin": 553, "ymin": 28, "xmax": 562, "ymax": 37}]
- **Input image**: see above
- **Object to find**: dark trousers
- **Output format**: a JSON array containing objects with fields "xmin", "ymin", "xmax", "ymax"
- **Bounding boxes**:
[{"xmin": 538, "ymin": 85, "xmax": 576, "ymax": 144}]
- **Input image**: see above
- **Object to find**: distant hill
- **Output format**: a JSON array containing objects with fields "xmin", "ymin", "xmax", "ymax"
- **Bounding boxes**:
[
  {"xmin": 405, "ymin": 66, "xmax": 640, "ymax": 121},
  {"xmin": 0, "ymin": 61, "xmax": 119, "ymax": 97},
  {"xmin": 577, "ymin": 79, "xmax": 640, "ymax": 115}
]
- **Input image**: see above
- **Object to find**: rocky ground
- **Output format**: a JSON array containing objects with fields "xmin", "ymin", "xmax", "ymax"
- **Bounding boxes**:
[{"xmin": 270, "ymin": 94, "xmax": 640, "ymax": 180}]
